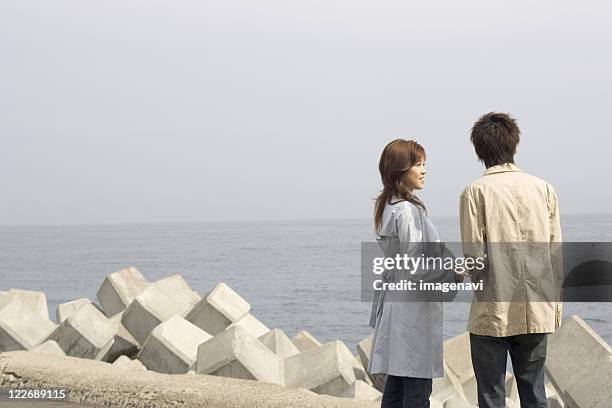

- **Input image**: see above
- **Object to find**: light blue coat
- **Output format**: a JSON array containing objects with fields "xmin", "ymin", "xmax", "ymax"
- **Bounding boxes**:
[{"xmin": 367, "ymin": 199, "xmax": 451, "ymax": 378}]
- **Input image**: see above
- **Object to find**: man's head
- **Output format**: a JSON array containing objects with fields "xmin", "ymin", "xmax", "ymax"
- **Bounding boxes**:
[{"xmin": 470, "ymin": 112, "xmax": 520, "ymax": 168}]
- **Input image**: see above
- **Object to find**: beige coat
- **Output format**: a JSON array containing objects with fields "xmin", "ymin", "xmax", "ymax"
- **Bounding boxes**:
[{"xmin": 459, "ymin": 163, "xmax": 563, "ymax": 337}]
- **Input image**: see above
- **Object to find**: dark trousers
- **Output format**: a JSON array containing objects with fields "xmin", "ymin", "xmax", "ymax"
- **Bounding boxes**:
[
  {"xmin": 380, "ymin": 375, "xmax": 432, "ymax": 408},
  {"xmin": 470, "ymin": 333, "xmax": 548, "ymax": 408}
]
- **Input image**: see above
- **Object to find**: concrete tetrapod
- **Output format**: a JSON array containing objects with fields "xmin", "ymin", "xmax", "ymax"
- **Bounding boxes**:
[
  {"xmin": 186, "ymin": 282, "xmax": 250, "ymax": 336},
  {"xmin": 291, "ymin": 330, "xmax": 322, "ymax": 352},
  {"xmin": 339, "ymin": 380, "xmax": 382, "ymax": 401},
  {"xmin": 121, "ymin": 274, "xmax": 201, "ymax": 345},
  {"xmin": 96, "ymin": 267, "xmax": 149, "ymax": 317},
  {"xmin": 102, "ymin": 312, "xmax": 141, "ymax": 362},
  {"xmin": 53, "ymin": 299, "xmax": 139, "ymax": 363},
  {"xmin": 443, "ymin": 395, "xmax": 477, "ymax": 408},
  {"xmin": 46, "ymin": 302, "xmax": 115, "ymax": 360},
  {"xmin": 328, "ymin": 338, "xmax": 370, "ymax": 385},
  {"xmin": 504, "ymin": 373, "xmax": 519, "ymax": 403},
  {"xmin": 137, "ymin": 315, "xmax": 212, "ymax": 374},
  {"xmin": 56, "ymin": 297, "xmax": 91, "ymax": 323},
  {"xmin": 357, "ymin": 334, "xmax": 386, "ymax": 392},
  {"xmin": 434, "ymin": 332, "xmax": 518, "ymax": 406},
  {"xmin": 351, "ymin": 355, "xmax": 372, "ymax": 385},
  {"xmin": 0, "ymin": 289, "xmax": 50, "ymax": 320},
  {"xmin": 196, "ymin": 324, "xmax": 284, "ymax": 385},
  {"xmin": 30, "ymin": 340, "xmax": 66, "ymax": 356},
  {"xmin": 0, "ymin": 291, "xmax": 57, "ymax": 352},
  {"xmin": 231, "ymin": 312, "xmax": 270, "ymax": 337},
  {"xmin": 258, "ymin": 328, "xmax": 300, "ymax": 359},
  {"xmin": 441, "ymin": 332, "xmax": 477, "ymax": 404},
  {"xmin": 112, "ymin": 355, "xmax": 147, "ymax": 371},
  {"xmin": 545, "ymin": 382, "xmax": 565, "ymax": 408},
  {"xmin": 545, "ymin": 315, "xmax": 612, "ymax": 408},
  {"xmin": 443, "ymin": 332, "xmax": 473, "ymax": 384},
  {"xmin": 284, "ymin": 340, "xmax": 357, "ymax": 397},
  {"xmin": 431, "ymin": 362, "xmax": 470, "ymax": 405}
]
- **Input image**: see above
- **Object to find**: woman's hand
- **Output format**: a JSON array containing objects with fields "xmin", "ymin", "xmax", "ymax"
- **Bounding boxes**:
[{"xmin": 454, "ymin": 271, "xmax": 467, "ymax": 283}]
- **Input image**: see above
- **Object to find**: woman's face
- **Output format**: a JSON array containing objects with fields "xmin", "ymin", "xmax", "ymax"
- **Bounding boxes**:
[{"xmin": 403, "ymin": 158, "xmax": 426, "ymax": 191}]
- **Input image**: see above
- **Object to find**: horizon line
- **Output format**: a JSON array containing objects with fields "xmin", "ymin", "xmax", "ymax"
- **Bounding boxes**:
[{"xmin": 1, "ymin": 211, "xmax": 611, "ymax": 229}]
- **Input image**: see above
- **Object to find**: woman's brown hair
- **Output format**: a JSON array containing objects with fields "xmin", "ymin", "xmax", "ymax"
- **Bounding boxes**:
[{"xmin": 374, "ymin": 139, "xmax": 427, "ymax": 234}]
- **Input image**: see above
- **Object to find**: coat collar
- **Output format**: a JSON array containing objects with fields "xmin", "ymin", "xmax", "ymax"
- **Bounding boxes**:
[{"xmin": 483, "ymin": 163, "xmax": 522, "ymax": 176}]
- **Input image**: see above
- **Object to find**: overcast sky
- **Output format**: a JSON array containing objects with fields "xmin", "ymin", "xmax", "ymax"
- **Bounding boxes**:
[{"xmin": 1, "ymin": 1, "xmax": 610, "ymax": 225}]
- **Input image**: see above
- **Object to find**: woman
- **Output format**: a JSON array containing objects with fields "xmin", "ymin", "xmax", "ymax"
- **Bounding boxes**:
[{"xmin": 367, "ymin": 139, "xmax": 456, "ymax": 408}]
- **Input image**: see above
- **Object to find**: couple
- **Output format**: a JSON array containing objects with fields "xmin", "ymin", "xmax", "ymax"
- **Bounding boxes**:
[{"xmin": 367, "ymin": 112, "xmax": 563, "ymax": 408}]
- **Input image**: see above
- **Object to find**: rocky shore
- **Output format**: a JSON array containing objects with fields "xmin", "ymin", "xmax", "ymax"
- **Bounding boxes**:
[{"xmin": 1, "ymin": 267, "xmax": 611, "ymax": 407}]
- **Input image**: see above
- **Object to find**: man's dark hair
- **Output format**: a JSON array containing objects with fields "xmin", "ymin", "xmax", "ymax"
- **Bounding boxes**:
[{"xmin": 470, "ymin": 112, "xmax": 520, "ymax": 168}]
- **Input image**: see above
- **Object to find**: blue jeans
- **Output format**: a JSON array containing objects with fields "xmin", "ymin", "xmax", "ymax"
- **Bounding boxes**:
[
  {"xmin": 470, "ymin": 333, "xmax": 548, "ymax": 408},
  {"xmin": 380, "ymin": 375, "xmax": 432, "ymax": 408}
]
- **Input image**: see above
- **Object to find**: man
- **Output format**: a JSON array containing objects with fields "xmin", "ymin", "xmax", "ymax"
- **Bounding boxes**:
[{"xmin": 460, "ymin": 112, "xmax": 563, "ymax": 408}]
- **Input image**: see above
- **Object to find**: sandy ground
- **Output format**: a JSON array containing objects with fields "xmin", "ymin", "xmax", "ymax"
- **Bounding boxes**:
[
  {"xmin": 0, "ymin": 395, "xmax": 91, "ymax": 407},
  {"xmin": 0, "ymin": 351, "xmax": 381, "ymax": 408}
]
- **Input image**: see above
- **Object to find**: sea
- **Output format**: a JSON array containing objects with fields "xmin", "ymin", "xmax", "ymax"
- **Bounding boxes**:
[{"xmin": 1, "ymin": 214, "xmax": 611, "ymax": 352}]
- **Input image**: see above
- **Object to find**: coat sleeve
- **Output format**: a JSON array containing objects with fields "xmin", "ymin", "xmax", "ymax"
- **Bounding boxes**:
[
  {"xmin": 395, "ymin": 205, "xmax": 425, "ymax": 263},
  {"xmin": 460, "ymin": 186, "xmax": 487, "ymax": 281},
  {"xmin": 547, "ymin": 183, "xmax": 564, "ymax": 328},
  {"xmin": 395, "ymin": 206, "xmax": 416, "ymax": 243}
]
